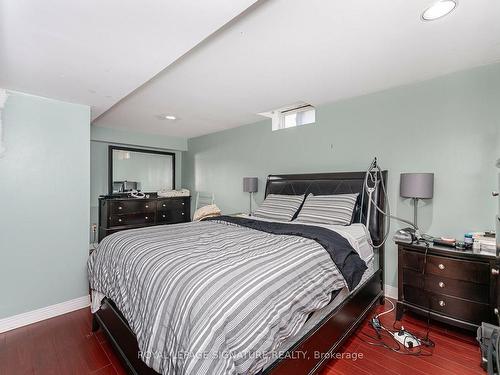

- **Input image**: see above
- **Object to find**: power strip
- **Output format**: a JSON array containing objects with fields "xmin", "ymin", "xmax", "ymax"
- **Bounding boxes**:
[{"xmin": 393, "ymin": 329, "xmax": 421, "ymax": 348}]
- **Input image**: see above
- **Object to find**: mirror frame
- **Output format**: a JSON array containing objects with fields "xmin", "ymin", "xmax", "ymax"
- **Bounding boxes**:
[{"xmin": 108, "ymin": 145, "xmax": 176, "ymax": 195}]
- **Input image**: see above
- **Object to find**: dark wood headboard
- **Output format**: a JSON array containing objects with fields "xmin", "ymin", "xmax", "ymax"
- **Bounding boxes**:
[{"xmin": 264, "ymin": 171, "xmax": 387, "ymax": 247}]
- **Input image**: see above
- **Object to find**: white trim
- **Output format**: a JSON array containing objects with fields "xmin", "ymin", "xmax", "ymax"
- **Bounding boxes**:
[
  {"xmin": 0, "ymin": 295, "xmax": 90, "ymax": 333},
  {"xmin": 384, "ymin": 284, "xmax": 398, "ymax": 299}
]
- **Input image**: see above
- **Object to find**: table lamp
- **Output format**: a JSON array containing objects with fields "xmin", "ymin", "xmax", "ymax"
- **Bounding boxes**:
[
  {"xmin": 400, "ymin": 173, "xmax": 434, "ymax": 227},
  {"xmin": 243, "ymin": 177, "xmax": 258, "ymax": 215}
]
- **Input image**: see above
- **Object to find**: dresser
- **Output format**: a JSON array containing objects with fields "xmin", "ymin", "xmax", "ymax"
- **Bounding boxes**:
[
  {"xmin": 396, "ymin": 241, "xmax": 500, "ymax": 331},
  {"xmin": 98, "ymin": 196, "xmax": 190, "ymax": 242}
]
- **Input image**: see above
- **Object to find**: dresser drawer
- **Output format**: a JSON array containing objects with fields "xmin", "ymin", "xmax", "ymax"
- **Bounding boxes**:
[
  {"xmin": 401, "ymin": 249, "xmax": 490, "ymax": 284},
  {"xmin": 157, "ymin": 209, "xmax": 186, "ymax": 224},
  {"xmin": 157, "ymin": 198, "xmax": 186, "ymax": 211},
  {"xmin": 109, "ymin": 213, "xmax": 155, "ymax": 227},
  {"xmin": 109, "ymin": 200, "xmax": 155, "ymax": 214},
  {"xmin": 403, "ymin": 285, "xmax": 490, "ymax": 325},
  {"xmin": 403, "ymin": 269, "xmax": 489, "ymax": 304}
]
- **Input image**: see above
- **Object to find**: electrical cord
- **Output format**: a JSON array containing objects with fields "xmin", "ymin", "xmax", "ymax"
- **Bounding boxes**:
[
  {"xmin": 364, "ymin": 294, "xmax": 434, "ymax": 356},
  {"xmin": 363, "ymin": 158, "xmax": 421, "ymax": 249},
  {"xmin": 376, "ymin": 297, "xmax": 395, "ymax": 319},
  {"xmin": 360, "ymin": 327, "xmax": 433, "ymax": 356},
  {"xmin": 360, "ymin": 158, "xmax": 435, "ymax": 355}
]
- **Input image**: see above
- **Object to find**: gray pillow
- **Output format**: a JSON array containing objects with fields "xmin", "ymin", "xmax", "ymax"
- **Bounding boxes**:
[
  {"xmin": 253, "ymin": 194, "xmax": 305, "ymax": 221},
  {"xmin": 295, "ymin": 193, "xmax": 359, "ymax": 225}
]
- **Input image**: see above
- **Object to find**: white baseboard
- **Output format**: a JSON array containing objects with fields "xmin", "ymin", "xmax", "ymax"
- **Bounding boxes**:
[
  {"xmin": 384, "ymin": 284, "xmax": 398, "ymax": 299},
  {"xmin": 0, "ymin": 295, "xmax": 90, "ymax": 333}
]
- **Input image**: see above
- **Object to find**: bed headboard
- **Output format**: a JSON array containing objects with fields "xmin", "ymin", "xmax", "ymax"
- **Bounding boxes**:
[{"xmin": 264, "ymin": 171, "xmax": 387, "ymax": 247}]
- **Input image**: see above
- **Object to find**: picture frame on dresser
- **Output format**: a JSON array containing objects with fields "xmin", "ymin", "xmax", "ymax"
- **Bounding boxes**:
[{"xmin": 396, "ymin": 241, "xmax": 500, "ymax": 331}]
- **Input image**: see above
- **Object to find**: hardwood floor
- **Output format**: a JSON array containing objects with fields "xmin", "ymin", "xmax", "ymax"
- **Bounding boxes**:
[
  {"xmin": 0, "ymin": 299, "xmax": 483, "ymax": 375},
  {"xmin": 322, "ymin": 299, "xmax": 484, "ymax": 375}
]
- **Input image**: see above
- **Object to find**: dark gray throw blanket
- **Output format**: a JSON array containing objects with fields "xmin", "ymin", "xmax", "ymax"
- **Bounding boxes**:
[
  {"xmin": 206, "ymin": 216, "xmax": 367, "ymax": 290},
  {"xmin": 88, "ymin": 218, "xmax": 367, "ymax": 375}
]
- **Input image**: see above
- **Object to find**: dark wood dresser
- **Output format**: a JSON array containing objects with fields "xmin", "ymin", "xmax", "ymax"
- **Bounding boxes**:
[
  {"xmin": 396, "ymin": 241, "xmax": 500, "ymax": 331},
  {"xmin": 98, "ymin": 196, "xmax": 190, "ymax": 242}
]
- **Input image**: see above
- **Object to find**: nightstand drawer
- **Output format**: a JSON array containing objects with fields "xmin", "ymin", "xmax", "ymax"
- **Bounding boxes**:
[
  {"xmin": 426, "ymin": 255, "xmax": 489, "ymax": 284},
  {"xmin": 404, "ymin": 285, "xmax": 489, "ymax": 325},
  {"xmin": 403, "ymin": 269, "xmax": 489, "ymax": 304},
  {"xmin": 401, "ymin": 249, "xmax": 490, "ymax": 284}
]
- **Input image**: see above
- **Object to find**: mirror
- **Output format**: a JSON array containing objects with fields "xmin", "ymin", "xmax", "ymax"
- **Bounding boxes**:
[{"xmin": 109, "ymin": 146, "xmax": 175, "ymax": 194}]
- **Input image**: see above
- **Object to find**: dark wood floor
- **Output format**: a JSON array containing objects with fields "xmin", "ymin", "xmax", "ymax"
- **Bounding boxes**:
[
  {"xmin": 0, "ymin": 299, "xmax": 483, "ymax": 375},
  {"xmin": 323, "ymin": 299, "xmax": 484, "ymax": 375}
]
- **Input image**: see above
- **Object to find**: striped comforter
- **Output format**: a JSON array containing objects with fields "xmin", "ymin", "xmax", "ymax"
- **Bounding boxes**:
[{"xmin": 88, "ymin": 218, "xmax": 365, "ymax": 375}]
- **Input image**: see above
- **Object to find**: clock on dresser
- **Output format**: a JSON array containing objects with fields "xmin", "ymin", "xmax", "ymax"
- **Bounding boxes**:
[{"xmin": 396, "ymin": 241, "xmax": 500, "ymax": 331}]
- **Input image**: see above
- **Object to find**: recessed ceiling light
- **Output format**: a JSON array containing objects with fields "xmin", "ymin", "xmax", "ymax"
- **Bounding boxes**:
[
  {"xmin": 422, "ymin": 0, "xmax": 457, "ymax": 21},
  {"xmin": 156, "ymin": 114, "xmax": 177, "ymax": 120}
]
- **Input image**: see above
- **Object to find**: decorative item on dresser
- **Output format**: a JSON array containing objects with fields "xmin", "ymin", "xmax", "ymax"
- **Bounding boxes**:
[
  {"xmin": 98, "ymin": 195, "xmax": 190, "ymax": 242},
  {"xmin": 396, "ymin": 241, "xmax": 500, "ymax": 331}
]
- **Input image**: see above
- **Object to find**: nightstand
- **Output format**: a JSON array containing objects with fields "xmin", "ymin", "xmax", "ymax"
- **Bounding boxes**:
[{"xmin": 396, "ymin": 241, "xmax": 500, "ymax": 331}]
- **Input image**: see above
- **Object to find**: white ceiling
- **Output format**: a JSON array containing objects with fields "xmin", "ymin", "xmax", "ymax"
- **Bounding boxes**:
[
  {"xmin": 0, "ymin": 0, "xmax": 257, "ymax": 118},
  {"xmin": 3, "ymin": 1, "xmax": 500, "ymax": 138}
]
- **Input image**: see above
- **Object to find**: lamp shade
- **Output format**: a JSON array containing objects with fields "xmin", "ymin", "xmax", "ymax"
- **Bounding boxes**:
[
  {"xmin": 400, "ymin": 173, "xmax": 434, "ymax": 199},
  {"xmin": 243, "ymin": 177, "xmax": 258, "ymax": 193}
]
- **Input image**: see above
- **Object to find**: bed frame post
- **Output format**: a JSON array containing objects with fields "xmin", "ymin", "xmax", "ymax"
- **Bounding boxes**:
[{"xmin": 92, "ymin": 313, "xmax": 100, "ymax": 332}]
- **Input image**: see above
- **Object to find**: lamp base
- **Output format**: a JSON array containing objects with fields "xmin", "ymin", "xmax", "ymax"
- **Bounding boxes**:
[
  {"xmin": 412, "ymin": 198, "xmax": 419, "ymax": 228},
  {"xmin": 249, "ymin": 192, "xmax": 253, "ymax": 216}
]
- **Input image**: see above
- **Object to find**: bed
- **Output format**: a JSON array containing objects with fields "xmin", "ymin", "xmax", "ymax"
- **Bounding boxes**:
[{"xmin": 89, "ymin": 171, "xmax": 387, "ymax": 375}]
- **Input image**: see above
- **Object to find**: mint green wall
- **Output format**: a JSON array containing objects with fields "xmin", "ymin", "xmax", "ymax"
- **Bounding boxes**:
[
  {"xmin": 90, "ymin": 127, "xmax": 187, "ymax": 237},
  {"xmin": 183, "ymin": 63, "xmax": 500, "ymax": 289},
  {"xmin": 0, "ymin": 92, "xmax": 90, "ymax": 318}
]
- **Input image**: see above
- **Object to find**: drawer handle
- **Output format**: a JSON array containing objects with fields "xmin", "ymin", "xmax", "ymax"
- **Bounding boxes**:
[
  {"xmin": 492, "ymin": 269, "xmax": 499, "ymax": 276},
  {"xmin": 163, "ymin": 204, "xmax": 166, "ymax": 207},
  {"xmin": 182, "ymin": 203, "xmax": 185, "ymax": 205},
  {"xmin": 118, "ymin": 206, "xmax": 122, "ymax": 210},
  {"xmin": 162, "ymin": 214, "xmax": 166, "ymax": 218},
  {"xmin": 145, "ymin": 205, "xmax": 149, "ymax": 208},
  {"xmin": 182, "ymin": 212, "xmax": 185, "ymax": 215},
  {"xmin": 438, "ymin": 263, "xmax": 445, "ymax": 270},
  {"xmin": 438, "ymin": 281, "xmax": 445, "ymax": 288},
  {"xmin": 145, "ymin": 216, "xmax": 149, "ymax": 220},
  {"xmin": 439, "ymin": 300, "xmax": 446, "ymax": 307},
  {"xmin": 118, "ymin": 218, "xmax": 122, "ymax": 222}
]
